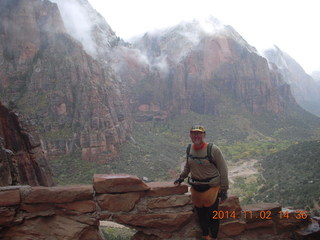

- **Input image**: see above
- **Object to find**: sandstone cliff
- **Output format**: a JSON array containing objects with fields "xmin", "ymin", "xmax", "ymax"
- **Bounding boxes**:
[
  {"xmin": 0, "ymin": 0, "xmax": 132, "ymax": 162},
  {"xmin": 263, "ymin": 46, "xmax": 320, "ymax": 117},
  {"xmin": 112, "ymin": 19, "xmax": 297, "ymax": 120},
  {"xmin": 0, "ymin": 102, "xmax": 54, "ymax": 186}
]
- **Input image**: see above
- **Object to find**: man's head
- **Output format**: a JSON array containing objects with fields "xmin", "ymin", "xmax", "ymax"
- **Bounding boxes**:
[{"xmin": 189, "ymin": 125, "xmax": 206, "ymax": 145}]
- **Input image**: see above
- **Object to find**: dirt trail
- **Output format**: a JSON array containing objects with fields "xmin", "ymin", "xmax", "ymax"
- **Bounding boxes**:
[{"xmin": 228, "ymin": 159, "xmax": 260, "ymax": 184}]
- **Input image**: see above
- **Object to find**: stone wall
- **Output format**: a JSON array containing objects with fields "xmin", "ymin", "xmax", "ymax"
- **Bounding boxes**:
[{"xmin": 0, "ymin": 174, "xmax": 319, "ymax": 240}]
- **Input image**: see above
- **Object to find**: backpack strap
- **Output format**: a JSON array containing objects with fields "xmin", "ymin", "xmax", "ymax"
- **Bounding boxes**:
[
  {"xmin": 207, "ymin": 142, "xmax": 216, "ymax": 167},
  {"xmin": 186, "ymin": 143, "xmax": 192, "ymax": 161},
  {"xmin": 186, "ymin": 143, "xmax": 216, "ymax": 167}
]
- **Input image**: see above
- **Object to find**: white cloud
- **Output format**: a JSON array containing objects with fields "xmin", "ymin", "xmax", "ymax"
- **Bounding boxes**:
[
  {"xmin": 50, "ymin": 0, "xmax": 97, "ymax": 56},
  {"xmin": 88, "ymin": 0, "xmax": 320, "ymax": 74}
]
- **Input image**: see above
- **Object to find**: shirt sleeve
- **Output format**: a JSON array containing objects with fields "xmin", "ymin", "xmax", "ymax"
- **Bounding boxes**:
[
  {"xmin": 179, "ymin": 159, "xmax": 190, "ymax": 180},
  {"xmin": 212, "ymin": 145, "xmax": 229, "ymax": 191}
]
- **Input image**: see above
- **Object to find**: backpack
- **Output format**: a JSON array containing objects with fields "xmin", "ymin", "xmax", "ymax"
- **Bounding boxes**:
[{"xmin": 186, "ymin": 143, "xmax": 217, "ymax": 167}]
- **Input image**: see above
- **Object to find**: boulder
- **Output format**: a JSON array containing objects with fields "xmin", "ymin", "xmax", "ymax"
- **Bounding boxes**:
[
  {"xmin": 0, "ymin": 189, "xmax": 20, "ymax": 206},
  {"xmin": 114, "ymin": 212, "xmax": 193, "ymax": 231},
  {"xmin": 0, "ymin": 207, "xmax": 16, "ymax": 226},
  {"xmin": 97, "ymin": 192, "xmax": 142, "ymax": 212},
  {"xmin": 56, "ymin": 200, "xmax": 96, "ymax": 213},
  {"xmin": 241, "ymin": 202, "xmax": 282, "ymax": 223},
  {"xmin": 295, "ymin": 219, "xmax": 320, "ymax": 239},
  {"xmin": 218, "ymin": 220, "xmax": 246, "ymax": 237},
  {"xmin": 146, "ymin": 182, "xmax": 188, "ymax": 197},
  {"xmin": 147, "ymin": 195, "xmax": 191, "ymax": 209},
  {"xmin": 23, "ymin": 185, "xmax": 93, "ymax": 203},
  {"xmin": 0, "ymin": 215, "xmax": 102, "ymax": 239},
  {"xmin": 219, "ymin": 195, "xmax": 242, "ymax": 221},
  {"xmin": 93, "ymin": 174, "xmax": 150, "ymax": 193}
]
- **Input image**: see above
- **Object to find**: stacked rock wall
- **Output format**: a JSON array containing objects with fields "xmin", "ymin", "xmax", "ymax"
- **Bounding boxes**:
[{"xmin": 0, "ymin": 174, "xmax": 319, "ymax": 239}]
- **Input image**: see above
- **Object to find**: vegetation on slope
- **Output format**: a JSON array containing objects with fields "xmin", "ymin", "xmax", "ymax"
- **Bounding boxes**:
[
  {"xmin": 255, "ymin": 140, "xmax": 320, "ymax": 216},
  {"xmin": 50, "ymin": 110, "xmax": 320, "ymax": 214}
]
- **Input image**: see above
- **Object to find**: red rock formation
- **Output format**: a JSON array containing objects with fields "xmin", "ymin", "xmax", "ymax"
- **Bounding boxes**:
[
  {"xmin": 114, "ymin": 22, "xmax": 297, "ymax": 120},
  {"xmin": 0, "ymin": 0, "xmax": 132, "ymax": 162},
  {"xmin": 0, "ymin": 102, "xmax": 54, "ymax": 186}
]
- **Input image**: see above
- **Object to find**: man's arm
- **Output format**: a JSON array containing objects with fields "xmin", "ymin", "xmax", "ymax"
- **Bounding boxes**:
[
  {"xmin": 174, "ymin": 159, "xmax": 190, "ymax": 185},
  {"xmin": 212, "ymin": 145, "xmax": 229, "ymax": 191}
]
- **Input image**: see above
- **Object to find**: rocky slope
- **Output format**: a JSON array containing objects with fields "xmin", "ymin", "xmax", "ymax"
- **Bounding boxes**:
[
  {"xmin": 112, "ymin": 18, "xmax": 297, "ymax": 120},
  {"xmin": 0, "ymin": 0, "xmax": 132, "ymax": 162},
  {"xmin": 0, "ymin": 102, "xmax": 54, "ymax": 186},
  {"xmin": 311, "ymin": 71, "xmax": 320, "ymax": 82},
  {"xmin": 263, "ymin": 46, "xmax": 320, "ymax": 117}
]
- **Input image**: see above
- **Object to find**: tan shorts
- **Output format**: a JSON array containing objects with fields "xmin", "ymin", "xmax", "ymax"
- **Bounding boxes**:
[{"xmin": 191, "ymin": 185, "xmax": 220, "ymax": 208}]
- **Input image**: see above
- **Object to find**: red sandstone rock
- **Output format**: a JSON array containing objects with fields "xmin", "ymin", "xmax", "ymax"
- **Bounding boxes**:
[
  {"xmin": 246, "ymin": 219, "xmax": 275, "ymax": 230},
  {"xmin": 146, "ymin": 182, "xmax": 188, "ymax": 197},
  {"xmin": 114, "ymin": 212, "xmax": 193, "ymax": 231},
  {"xmin": 0, "ymin": 189, "xmax": 20, "ymax": 206},
  {"xmin": 0, "ymin": 215, "xmax": 102, "ymax": 239},
  {"xmin": 218, "ymin": 220, "xmax": 246, "ymax": 237},
  {"xmin": 93, "ymin": 174, "xmax": 150, "ymax": 193},
  {"xmin": 24, "ymin": 185, "xmax": 93, "ymax": 203},
  {"xmin": 135, "ymin": 228, "xmax": 173, "ymax": 239},
  {"xmin": 219, "ymin": 195, "xmax": 242, "ymax": 221},
  {"xmin": 295, "ymin": 219, "xmax": 320, "ymax": 239},
  {"xmin": 0, "ymin": 0, "xmax": 132, "ymax": 163},
  {"xmin": 0, "ymin": 103, "xmax": 54, "ymax": 187},
  {"xmin": 56, "ymin": 200, "xmax": 96, "ymax": 213},
  {"xmin": 131, "ymin": 231, "xmax": 162, "ymax": 240},
  {"xmin": 277, "ymin": 208, "xmax": 310, "ymax": 229},
  {"xmin": 0, "ymin": 207, "xmax": 16, "ymax": 226},
  {"xmin": 79, "ymin": 226, "xmax": 105, "ymax": 240},
  {"xmin": 97, "ymin": 192, "xmax": 142, "ymax": 212},
  {"xmin": 147, "ymin": 195, "xmax": 191, "ymax": 209},
  {"xmin": 242, "ymin": 202, "xmax": 282, "ymax": 223},
  {"xmin": 20, "ymin": 203, "xmax": 54, "ymax": 213}
]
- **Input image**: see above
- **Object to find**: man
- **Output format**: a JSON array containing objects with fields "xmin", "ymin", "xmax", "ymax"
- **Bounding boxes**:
[{"xmin": 174, "ymin": 125, "xmax": 229, "ymax": 240}]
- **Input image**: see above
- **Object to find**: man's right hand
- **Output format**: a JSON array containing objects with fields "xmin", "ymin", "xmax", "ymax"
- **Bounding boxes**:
[{"xmin": 174, "ymin": 178, "xmax": 184, "ymax": 185}]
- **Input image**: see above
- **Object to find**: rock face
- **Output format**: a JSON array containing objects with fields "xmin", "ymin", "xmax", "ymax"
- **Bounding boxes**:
[
  {"xmin": 263, "ymin": 46, "xmax": 320, "ymax": 117},
  {"xmin": 0, "ymin": 174, "xmax": 318, "ymax": 240},
  {"xmin": 113, "ymin": 19, "xmax": 296, "ymax": 120},
  {"xmin": 0, "ymin": 102, "xmax": 54, "ymax": 186},
  {"xmin": 0, "ymin": 0, "xmax": 132, "ymax": 162}
]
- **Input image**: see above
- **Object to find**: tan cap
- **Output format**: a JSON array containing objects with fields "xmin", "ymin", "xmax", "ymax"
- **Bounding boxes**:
[{"xmin": 190, "ymin": 125, "xmax": 206, "ymax": 133}]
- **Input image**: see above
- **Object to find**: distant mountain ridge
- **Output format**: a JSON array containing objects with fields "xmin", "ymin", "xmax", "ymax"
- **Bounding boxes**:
[
  {"xmin": 114, "ymin": 17, "xmax": 298, "ymax": 119},
  {"xmin": 263, "ymin": 46, "xmax": 320, "ymax": 117}
]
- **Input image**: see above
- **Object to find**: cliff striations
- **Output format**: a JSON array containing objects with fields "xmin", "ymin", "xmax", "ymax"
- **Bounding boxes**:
[
  {"xmin": 0, "ymin": 102, "xmax": 54, "ymax": 186},
  {"xmin": 112, "ymin": 19, "xmax": 297, "ymax": 120},
  {"xmin": 0, "ymin": 0, "xmax": 132, "ymax": 162},
  {"xmin": 263, "ymin": 46, "xmax": 320, "ymax": 117}
]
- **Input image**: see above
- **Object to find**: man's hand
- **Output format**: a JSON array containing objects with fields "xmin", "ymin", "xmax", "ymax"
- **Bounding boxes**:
[
  {"xmin": 174, "ymin": 178, "xmax": 184, "ymax": 185},
  {"xmin": 218, "ymin": 191, "xmax": 228, "ymax": 202}
]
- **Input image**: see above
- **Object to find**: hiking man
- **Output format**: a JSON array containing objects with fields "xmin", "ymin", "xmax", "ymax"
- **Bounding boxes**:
[{"xmin": 174, "ymin": 125, "xmax": 229, "ymax": 240}]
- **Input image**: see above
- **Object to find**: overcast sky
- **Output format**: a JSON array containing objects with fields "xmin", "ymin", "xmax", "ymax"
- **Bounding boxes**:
[{"xmin": 88, "ymin": 0, "xmax": 320, "ymax": 74}]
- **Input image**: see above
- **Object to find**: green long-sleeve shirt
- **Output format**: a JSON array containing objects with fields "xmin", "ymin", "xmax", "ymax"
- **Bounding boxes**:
[{"xmin": 179, "ymin": 143, "xmax": 229, "ymax": 191}]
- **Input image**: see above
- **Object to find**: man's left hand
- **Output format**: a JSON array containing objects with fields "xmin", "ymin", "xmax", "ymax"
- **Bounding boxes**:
[{"xmin": 219, "ymin": 191, "xmax": 228, "ymax": 202}]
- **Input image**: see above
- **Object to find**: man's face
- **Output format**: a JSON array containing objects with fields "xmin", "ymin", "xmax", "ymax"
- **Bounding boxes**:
[{"xmin": 189, "ymin": 131, "xmax": 205, "ymax": 145}]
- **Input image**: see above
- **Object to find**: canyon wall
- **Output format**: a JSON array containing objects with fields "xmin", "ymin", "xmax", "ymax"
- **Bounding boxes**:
[
  {"xmin": 0, "ymin": 102, "xmax": 54, "ymax": 186},
  {"xmin": 0, "ymin": 0, "xmax": 132, "ymax": 162}
]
